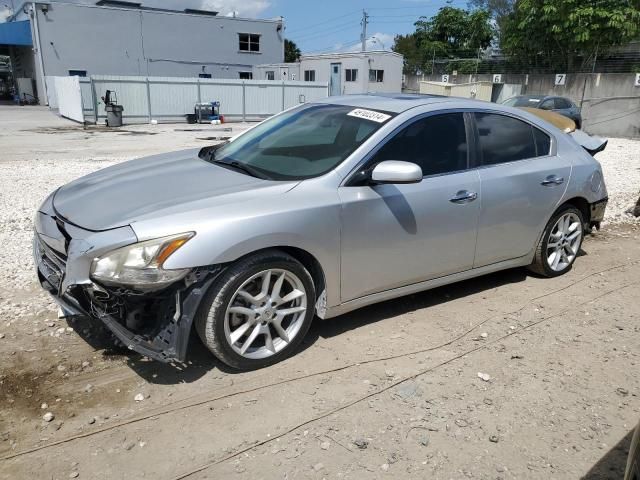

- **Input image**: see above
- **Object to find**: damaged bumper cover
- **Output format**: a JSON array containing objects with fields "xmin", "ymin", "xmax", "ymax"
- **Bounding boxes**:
[
  {"xmin": 33, "ymin": 195, "xmax": 218, "ymax": 363},
  {"xmin": 589, "ymin": 197, "xmax": 608, "ymax": 230}
]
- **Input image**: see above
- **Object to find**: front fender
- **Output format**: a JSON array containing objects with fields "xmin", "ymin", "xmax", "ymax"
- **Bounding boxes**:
[{"xmin": 131, "ymin": 182, "xmax": 342, "ymax": 308}]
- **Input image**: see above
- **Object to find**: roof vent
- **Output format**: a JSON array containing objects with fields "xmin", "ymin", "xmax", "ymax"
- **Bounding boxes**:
[
  {"xmin": 96, "ymin": 1, "xmax": 142, "ymax": 9},
  {"xmin": 184, "ymin": 9, "xmax": 218, "ymax": 16}
]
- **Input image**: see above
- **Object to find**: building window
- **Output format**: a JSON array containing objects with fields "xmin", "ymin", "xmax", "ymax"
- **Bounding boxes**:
[
  {"xmin": 199, "ymin": 73, "xmax": 212, "ymax": 79},
  {"xmin": 345, "ymin": 69, "xmax": 358, "ymax": 82},
  {"xmin": 304, "ymin": 70, "xmax": 315, "ymax": 82},
  {"xmin": 369, "ymin": 69, "xmax": 384, "ymax": 82},
  {"xmin": 265, "ymin": 71, "xmax": 275, "ymax": 80},
  {"xmin": 68, "ymin": 70, "xmax": 87, "ymax": 77},
  {"xmin": 239, "ymin": 71, "xmax": 253, "ymax": 80},
  {"xmin": 239, "ymin": 33, "xmax": 260, "ymax": 52}
]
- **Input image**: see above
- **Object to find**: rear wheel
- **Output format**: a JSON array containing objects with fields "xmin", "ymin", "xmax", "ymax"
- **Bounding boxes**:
[
  {"xmin": 529, "ymin": 205, "xmax": 584, "ymax": 277},
  {"xmin": 195, "ymin": 250, "xmax": 315, "ymax": 370}
]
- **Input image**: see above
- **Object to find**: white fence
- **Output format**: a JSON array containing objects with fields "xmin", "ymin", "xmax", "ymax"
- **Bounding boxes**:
[
  {"xmin": 54, "ymin": 76, "xmax": 84, "ymax": 123},
  {"xmin": 47, "ymin": 75, "xmax": 328, "ymax": 124}
]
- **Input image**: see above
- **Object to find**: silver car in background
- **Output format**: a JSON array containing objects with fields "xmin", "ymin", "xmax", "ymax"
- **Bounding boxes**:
[{"xmin": 34, "ymin": 94, "xmax": 608, "ymax": 370}]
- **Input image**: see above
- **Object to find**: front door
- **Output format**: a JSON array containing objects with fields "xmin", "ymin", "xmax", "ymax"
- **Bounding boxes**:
[
  {"xmin": 338, "ymin": 112, "xmax": 480, "ymax": 302},
  {"xmin": 330, "ymin": 63, "xmax": 341, "ymax": 96},
  {"xmin": 472, "ymin": 112, "xmax": 572, "ymax": 267}
]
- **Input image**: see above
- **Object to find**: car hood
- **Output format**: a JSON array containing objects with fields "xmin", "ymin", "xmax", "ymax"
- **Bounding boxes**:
[{"xmin": 52, "ymin": 148, "xmax": 298, "ymax": 231}]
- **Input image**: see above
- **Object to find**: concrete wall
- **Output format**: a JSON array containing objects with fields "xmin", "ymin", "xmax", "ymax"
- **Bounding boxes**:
[
  {"xmin": 406, "ymin": 72, "xmax": 640, "ymax": 138},
  {"xmin": 31, "ymin": 3, "xmax": 284, "ymax": 81}
]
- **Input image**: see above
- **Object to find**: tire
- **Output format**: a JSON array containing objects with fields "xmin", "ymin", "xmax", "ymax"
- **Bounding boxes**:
[
  {"xmin": 529, "ymin": 205, "xmax": 585, "ymax": 277},
  {"xmin": 195, "ymin": 249, "xmax": 315, "ymax": 370}
]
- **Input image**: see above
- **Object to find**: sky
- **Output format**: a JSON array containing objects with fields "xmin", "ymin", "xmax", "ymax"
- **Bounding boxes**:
[{"xmin": 0, "ymin": 0, "xmax": 470, "ymax": 53}]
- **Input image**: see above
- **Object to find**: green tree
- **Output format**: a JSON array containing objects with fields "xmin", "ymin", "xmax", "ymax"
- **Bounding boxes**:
[
  {"xmin": 284, "ymin": 39, "xmax": 301, "ymax": 63},
  {"xmin": 501, "ymin": 0, "xmax": 640, "ymax": 72},
  {"xmin": 393, "ymin": 7, "xmax": 494, "ymax": 74}
]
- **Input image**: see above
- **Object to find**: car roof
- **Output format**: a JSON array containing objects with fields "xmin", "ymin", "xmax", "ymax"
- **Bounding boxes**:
[
  {"xmin": 313, "ymin": 93, "xmax": 485, "ymax": 114},
  {"xmin": 513, "ymin": 94, "xmax": 546, "ymax": 100}
]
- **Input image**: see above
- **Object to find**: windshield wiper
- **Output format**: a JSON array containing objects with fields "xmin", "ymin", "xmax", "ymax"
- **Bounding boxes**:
[{"xmin": 211, "ymin": 159, "xmax": 268, "ymax": 180}]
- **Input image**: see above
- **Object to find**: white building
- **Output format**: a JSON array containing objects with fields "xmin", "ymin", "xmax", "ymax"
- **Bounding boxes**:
[
  {"xmin": 254, "ymin": 50, "xmax": 403, "ymax": 95},
  {"xmin": 0, "ymin": 1, "xmax": 285, "ymax": 104}
]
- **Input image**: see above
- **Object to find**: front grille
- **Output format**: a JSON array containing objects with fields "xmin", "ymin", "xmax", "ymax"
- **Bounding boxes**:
[{"xmin": 35, "ymin": 235, "xmax": 67, "ymax": 294}]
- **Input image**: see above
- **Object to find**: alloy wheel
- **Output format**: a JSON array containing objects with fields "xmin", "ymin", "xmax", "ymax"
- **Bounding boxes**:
[
  {"xmin": 546, "ymin": 212, "xmax": 582, "ymax": 272},
  {"xmin": 223, "ymin": 269, "xmax": 307, "ymax": 359}
]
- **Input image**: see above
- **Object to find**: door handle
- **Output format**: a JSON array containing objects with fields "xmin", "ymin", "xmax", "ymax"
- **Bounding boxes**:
[
  {"xmin": 450, "ymin": 190, "xmax": 478, "ymax": 204},
  {"xmin": 541, "ymin": 175, "xmax": 564, "ymax": 186}
]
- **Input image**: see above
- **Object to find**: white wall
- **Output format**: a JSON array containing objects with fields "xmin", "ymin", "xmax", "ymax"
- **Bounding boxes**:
[
  {"xmin": 299, "ymin": 52, "xmax": 403, "ymax": 95},
  {"xmin": 253, "ymin": 52, "xmax": 404, "ymax": 95},
  {"xmin": 254, "ymin": 63, "xmax": 301, "ymax": 81},
  {"xmin": 63, "ymin": 75, "xmax": 328, "ymax": 124},
  {"xmin": 33, "ymin": 3, "xmax": 284, "ymax": 80}
]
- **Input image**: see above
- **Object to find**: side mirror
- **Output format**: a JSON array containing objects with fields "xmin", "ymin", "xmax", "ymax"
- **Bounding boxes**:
[{"xmin": 371, "ymin": 161, "xmax": 423, "ymax": 184}]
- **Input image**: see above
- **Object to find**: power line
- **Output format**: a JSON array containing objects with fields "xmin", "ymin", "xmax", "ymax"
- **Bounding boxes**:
[
  {"xmin": 367, "ymin": 1, "xmax": 467, "ymax": 11},
  {"xmin": 285, "ymin": 9, "xmax": 361, "ymax": 35},
  {"xmin": 304, "ymin": 38, "xmax": 363, "ymax": 54},
  {"xmin": 294, "ymin": 23, "xmax": 356, "ymax": 42}
]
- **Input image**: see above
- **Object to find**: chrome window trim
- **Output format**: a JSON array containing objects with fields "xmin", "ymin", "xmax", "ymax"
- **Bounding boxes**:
[
  {"xmin": 469, "ymin": 109, "xmax": 557, "ymax": 168},
  {"xmin": 341, "ymin": 108, "xmax": 476, "ymax": 187}
]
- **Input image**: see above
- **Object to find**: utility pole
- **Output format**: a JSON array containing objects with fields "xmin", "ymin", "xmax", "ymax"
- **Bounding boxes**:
[{"xmin": 360, "ymin": 9, "xmax": 369, "ymax": 52}]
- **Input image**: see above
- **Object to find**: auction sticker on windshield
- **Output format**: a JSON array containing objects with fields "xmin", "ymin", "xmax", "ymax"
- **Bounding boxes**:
[{"xmin": 347, "ymin": 108, "xmax": 391, "ymax": 123}]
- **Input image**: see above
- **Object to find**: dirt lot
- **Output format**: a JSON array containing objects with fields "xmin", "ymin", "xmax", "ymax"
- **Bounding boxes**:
[{"xmin": 0, "ymin": 106, "xmax": 639, "ymax": 480}]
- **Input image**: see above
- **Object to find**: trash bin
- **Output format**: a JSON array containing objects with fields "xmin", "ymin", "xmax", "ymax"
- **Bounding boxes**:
[{"xmin": 105, "ymin": 104, "xmax": 124, "ymax": 127}]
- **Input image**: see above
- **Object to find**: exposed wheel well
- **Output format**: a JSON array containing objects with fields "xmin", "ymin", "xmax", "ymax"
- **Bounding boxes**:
[
  {"xmin": 231, "ymin": 246, "xmax": 326, "ymax": 303},
  {"xmin": 277, "ymin": 247, "xmax": 326, "ymax": 302},
  {"xmin": 562, "ymin": 197, "xmax": 590, "ymax": 225}
]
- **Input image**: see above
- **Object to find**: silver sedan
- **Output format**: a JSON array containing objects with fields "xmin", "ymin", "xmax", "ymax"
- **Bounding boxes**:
[{"xmin": 34, "ymin": 94, "xmax": 608, "ymax": 370}]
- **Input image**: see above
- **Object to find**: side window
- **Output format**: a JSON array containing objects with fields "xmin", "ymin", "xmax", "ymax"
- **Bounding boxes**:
[
  {"xmin": 533, "ymin": 127, "xmax": 551, "ymax": 156},
  {"xmin": 539, "ymin": 99, "xmax": 554, "ymax": 110},
  {"xmin": 239, "ymin": 33, "xmax": 260, "ymax": 52},
  {"xmin": 556, "ymin": 98, "xmax": 571, "ymax": 109},
  {"xmin": 370, "ymin": 113, "xmax": 468, "ymax": 176},
  {"xmin": 475, "ymin": 113, "xmax": 538, "ymax": 165}
]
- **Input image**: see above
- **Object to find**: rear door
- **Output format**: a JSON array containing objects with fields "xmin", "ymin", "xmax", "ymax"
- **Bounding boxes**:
[{"xmin": 472, "ymin": 112, "xmax": 571, "ymax": 267}]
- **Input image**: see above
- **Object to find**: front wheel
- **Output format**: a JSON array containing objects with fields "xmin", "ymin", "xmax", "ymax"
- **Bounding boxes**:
[
  {"xmin": 195, "ymin": 250, "xmax": 315, "ymax": 370},
  {"xmin": 529, "ymin": 205, "xmax": 584, "ymax": 277}
]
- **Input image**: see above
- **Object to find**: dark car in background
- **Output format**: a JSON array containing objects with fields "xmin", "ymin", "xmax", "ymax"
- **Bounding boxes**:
[{"xmin": 501, "ymin": 95, "xmax": 582, "ymax": 129}]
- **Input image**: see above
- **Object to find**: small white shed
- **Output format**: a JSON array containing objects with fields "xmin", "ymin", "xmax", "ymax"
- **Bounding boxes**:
[{"xmin": 255, "ymin": 50, "xmax": 403, "ymax": 95}]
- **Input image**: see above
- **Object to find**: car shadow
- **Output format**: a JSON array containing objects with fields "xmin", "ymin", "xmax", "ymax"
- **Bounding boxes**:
[
  {"xmin": 303, "ymin": 266, "xmax": 528, "ymax": 344},
  {"xmin": 581, "ymin": 428, "xmax": 634, "ymax": 479},
  {"xmin": 67, "ymin": 265, "xmax": 534, "ymax": 384}
]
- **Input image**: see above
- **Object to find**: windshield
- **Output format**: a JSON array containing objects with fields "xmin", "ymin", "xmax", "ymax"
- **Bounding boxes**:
[
  {"xmin": 203, "ymin": 104, "xmax": 393, "ymax": 180},
  {"xmin": 502, "ymin": 96, "xmax": 544, "ymax": 107}
]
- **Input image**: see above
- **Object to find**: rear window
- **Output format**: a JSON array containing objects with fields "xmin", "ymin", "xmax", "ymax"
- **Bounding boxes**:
[
  {"xmin": 502, "ymin": 96, "xmax": 543, "ymax": 107},
  {"xmin": 475, "ymin": 113, "xmax": 541, "ymax": 165}
]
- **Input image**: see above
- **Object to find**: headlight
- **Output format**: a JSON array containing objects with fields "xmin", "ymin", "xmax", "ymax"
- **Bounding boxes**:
[{"xmin": 90, "ymin": 233, "xmax": 194, "ymax": 289}]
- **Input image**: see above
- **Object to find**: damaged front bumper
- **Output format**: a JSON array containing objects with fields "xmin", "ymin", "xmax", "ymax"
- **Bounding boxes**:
[
  {"xmin": 33, "ymin": 195, "xmax": 219, "ymax": 363},
  {"xmin": 589, "ymin": 197, "xmax": 608, "ymax": 230}
]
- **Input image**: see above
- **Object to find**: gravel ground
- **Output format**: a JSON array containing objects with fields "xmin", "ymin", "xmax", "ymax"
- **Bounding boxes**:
[
  {"xmin": 596, "ymin": 138, "xmax": 640, "ymax": 224},
  {"xmin": 0, "ymin": 107, "xmax": 639, "ymax": 480}
]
